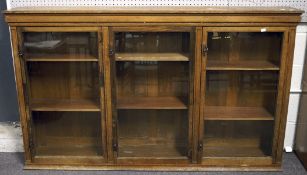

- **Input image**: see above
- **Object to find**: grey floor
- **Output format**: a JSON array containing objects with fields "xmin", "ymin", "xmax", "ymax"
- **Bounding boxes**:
[{"xmin": 0, "ymin": 153, "xmax": 306, "ymax": 175}]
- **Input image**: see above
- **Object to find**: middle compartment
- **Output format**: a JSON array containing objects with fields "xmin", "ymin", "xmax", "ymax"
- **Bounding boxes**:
[{"xmin": 110, "ymin": 28, "xmax": 196, "ymax": 162}]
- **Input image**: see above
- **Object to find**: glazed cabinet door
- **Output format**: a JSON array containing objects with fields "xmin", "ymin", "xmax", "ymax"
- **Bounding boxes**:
[
  {"xmin": 199, "ymin": 27, "xmax": 290, "ymax": 166},
  {"xmin": 108, "ymin": 27, "xmax": 198, "ymax": 164},
  {"xmin": 17, "ymin": 27, "xmax": 107, "ymax": 164}
]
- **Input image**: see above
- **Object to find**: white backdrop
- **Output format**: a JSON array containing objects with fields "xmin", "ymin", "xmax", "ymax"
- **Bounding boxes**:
[{"xmin": 6, "ymin": 0, "xmax": 307, "ymax": 22}]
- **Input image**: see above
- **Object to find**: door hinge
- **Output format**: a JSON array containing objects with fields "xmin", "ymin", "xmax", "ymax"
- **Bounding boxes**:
[
  {"xmin": 198, "ymin": 142, "xmax": 203, "ymax": 152},
  {"xmin": 109, "ymin": 49, "xmax": 114, "ymax": 56},
  {"xmin": 18, "ymin": 50, "xmax": 24, "ymax": 58},
  {"xmin": 113, "ymin": 141, "xmax": 118, "ymax": 152},
  {"xmin": 202, "ymin": 44, "xmax": 208, "ymax": 55}
]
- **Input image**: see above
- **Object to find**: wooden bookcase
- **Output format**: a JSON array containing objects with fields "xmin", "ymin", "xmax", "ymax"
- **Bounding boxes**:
[{"xmin": 3, "ymin": 7, "xmax": 303, "ymax": 171}]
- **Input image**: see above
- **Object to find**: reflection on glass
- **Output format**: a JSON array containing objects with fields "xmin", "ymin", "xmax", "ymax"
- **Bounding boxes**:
[
  {"xmin": 32, "ymin": 112, "xmax": 102, "ymax": 157},
  {"xmin": 207, "ymin": 32, "xmax": 283, "ymax": 70},
  {"xmin": 23, "ymin": 32, "xmax": 98, "ymax": 61}
]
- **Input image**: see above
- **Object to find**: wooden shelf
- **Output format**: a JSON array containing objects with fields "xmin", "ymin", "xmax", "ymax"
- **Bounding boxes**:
[
  {"xmin": 206, "ymin": 60, "xmax": 280, "ymax": 71},
  {"xmin": 118, "ymin": 138, "xmax": 187, "ymax": 158},
  {"xmin": 25, "ymin": 54, "xmax": 98, "ymax": 62},
  {"xmin": 36, "ymin": 145, "xmax": 101, "ymax": 157},
  {"xmin": 115, "ymin": 53, "xmax": 189, "ymax": 62},
  {"xmin": 117, "ymin": 97, "xmax": 188, "ymax": 109},
  {"xmin": 30, "ymin": 99, "xmax": 100, "ymax": 111},
  {"xmin": 35, "ymin": 136, "xmax": 103, "ymax": 157},
  {"xmin": 203, "ymin": 138, "xmax": 269, "ymax": 157},
  {"xmin": 204, "ymin": 106, "xmax": 274, "ymax": 121},
  {"xmin": 119, "ymin": 145, "xmax": 186, "ymax": 158}
]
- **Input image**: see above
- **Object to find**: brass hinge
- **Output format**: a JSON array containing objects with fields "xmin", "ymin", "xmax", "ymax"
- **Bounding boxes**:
[
  {"xmin": 109, "ymin": 49, "xmax": 114, "ymax": 56},
  {"xmin": 113, "ymin": 141, "xmax": 118, "ymax": 152},
  {"xmin": 202, "ymin": 44, "xmax": 208, "ymax": 55},
  {"xmin": 198, "ymin": 142, "xmax": 203, "ymax": 152},
  {"xmin": 18, "ymin": 51, "xmax": 23, "ymax": 58},
  {"xmin": 112, "ymin": 119, "xmax": 118, "ymax": 152},
  {"xmin": 112, "ymin": 119, "xmax": 117, "ymax": 128},
  {"xmin": 20, "ymin": 48, "xmax": 29, "ymax": 106}
]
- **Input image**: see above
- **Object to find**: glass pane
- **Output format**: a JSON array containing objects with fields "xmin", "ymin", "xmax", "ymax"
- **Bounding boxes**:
[
  {"xmin": 23, "ymin": 32, "xmax": 103, "ymax": 158},
  {"xmin": 32, "ymin": 112, "xmax": 102, "ymax": 157},
  {"xmin": 23, "ymin": 32, "xmax": 98, "ymax": 61},
  {"xmin": 207, "ymin": 32, "xmax": 283, "ymax": 70},
  {"xmin": 203, "ymin": 121, "xmax": 273, "ymax": 157},
  {"xmin": 202, "ymin": 31, "xmax": 283, "ymax": 159},
  {"xmin": 115, "ymin": 32, "xmax": 190, "ymax": 61},
  {"xmin": 114, "ymin": 32, "xmax": 191, "ymax": 158},
  {"xmin": 23, "ymin": 31, "xmax": 100, "ymax": 111},
  {"xmin": 27, "ymin": 62, "xmax": 100, "ymax": 110},
  {"xmin": 118, "ymin": 110, "xmax": 188, "ymax": 157},
  {"xmin": 205, "ymin": 71, "xmax": 278, "ymax": 111},
  {"xmin": 203, "ymin": 70, "xmax": 278, "ymax": 158}
]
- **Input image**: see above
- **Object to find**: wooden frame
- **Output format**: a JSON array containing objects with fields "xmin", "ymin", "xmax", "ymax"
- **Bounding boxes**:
[
  {"xmin": 15, "ymin": 26, "xmax": 108, "ymax": 165},
  {"xmin": 108, "ymin": 26, "xmax": 198, "ymax": 164},
  {"xmin": 199, "ymin": 26, "xmax": 295, "ymax": 167},
  {"xmin": 3, "ymin": 6, "xmax": 303, "ymax": 171}
]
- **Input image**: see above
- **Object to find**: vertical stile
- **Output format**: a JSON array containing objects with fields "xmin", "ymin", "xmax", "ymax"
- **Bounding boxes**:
[
  {"xmin": 17, "ymin": 27, "xmax": 35, "ymax": 159},
  {"xmin": 271, "ymin": 29, "xmax": 289, "ymax": 164},
  {"xmin": 102, "ymin": 27, "xmax": 116, "ymax": 162},
  {"xmin": 191, "ymin": 27, "xmax": 204, "ymax": 163},
  {"xmin": 197, "ymin": 27, "xmax": 207, "ymax": 162},
  {"xmin": 10, "ymin": 27, "xmax": 32, "ymax": 162},
  {"xmin": 98, "ymin": 27, "xmax": 108, "ymax": 161}
]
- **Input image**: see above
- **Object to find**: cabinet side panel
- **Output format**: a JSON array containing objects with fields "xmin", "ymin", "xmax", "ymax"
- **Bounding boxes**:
[
  {"xmin": 271, "ymin": 29, "xmax": 289, "ymax": 163},
  {"xmin": 275, "ymin": 28, "xmax": 297, "ymax": 163},
  {"xmin": 102, "ymin": 27, "xmax": 114, "ymax": 162}
]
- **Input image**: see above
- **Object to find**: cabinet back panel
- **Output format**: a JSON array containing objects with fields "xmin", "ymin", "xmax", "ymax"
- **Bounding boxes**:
[
  {"xmin": 116, "ymin": 62, "xmax": 189, "ymax": 98},
  {"xmin": 115, "ymin": 32, "xmax": 190, "ymax": 53},
  {"xmin": 207, "ymin": 32, "xmax": 282, "ymax": 66},
  {"xmin": 27, "ymin": 62, "xmax": 99, "ymax": 101},
  {"xmin": 32, "ymin": 111, "xmax": 102, "ymax": 157},
  {"xmin": 205, "ymin": 70, "xmax": 278, "ymax": 114},
  {"xmin": 117, "ymin": 109, "xmax": 188, "ymax": 157},
  {"xmin": 203, "ymin": 120, "xmax": 273, "ymax": 157}
]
